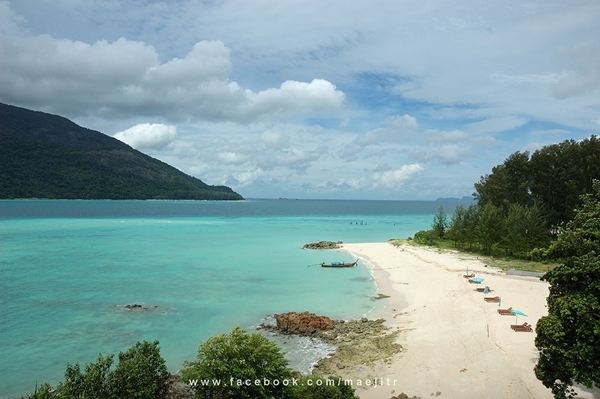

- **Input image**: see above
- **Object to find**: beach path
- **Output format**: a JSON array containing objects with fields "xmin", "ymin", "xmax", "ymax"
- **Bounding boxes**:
[{"xmin": 342, "ymin": 242, "xmax": 570, "ymax": 399}]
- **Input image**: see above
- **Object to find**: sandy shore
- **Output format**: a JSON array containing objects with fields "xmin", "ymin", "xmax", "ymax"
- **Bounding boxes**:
[{"xmin": 341, "ymin": 242, "xmax": 596, "ymax": 399}]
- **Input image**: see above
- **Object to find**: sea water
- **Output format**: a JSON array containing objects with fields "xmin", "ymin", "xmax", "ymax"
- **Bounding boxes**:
[{"xmin": 0, "ymin": 199, "xmax": 457, "ymax": 397}]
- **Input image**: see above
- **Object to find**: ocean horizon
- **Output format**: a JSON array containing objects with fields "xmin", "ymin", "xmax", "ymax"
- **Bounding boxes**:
[{"xmin": 0, "ymin": 199, "xmax": 462, "ymax": 397}]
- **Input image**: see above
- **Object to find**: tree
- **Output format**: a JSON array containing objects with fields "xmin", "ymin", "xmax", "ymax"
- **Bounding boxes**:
[
  {"xmin": 58, "ymin": 354, "xmax": 114, "ymax": 399},
  {"xmin": 181, "ymin": 327, "xmax": 292, "ymax": 399},
  {"xmin": 535, "ymin": 254, "xmax": 600, "ymax": 398},
  {"xmin": 432, "ymin": 206, "xmax": 448, "ymax": 238},
  {"xmin": 475, "ymin": 151, "xmax": 532, "ymax": 208},
  {"xmin": 112, "ymin": 341, "xmax": 170, "ymax": 399},
  {"xmin": 522, "ymin": 202, "xmax": 550, "ymax": 253},
  {"xmin": 476, "ymin": 203, "xmax": 503, "ymax": 254},
  {"xmin": 546, "ymin": 180, "xmax": 600, "ymax": 258},
  {"xmin": 447, "ymin": 205, "xmax": 467, "ymax": 246},
  {"xmin": 463, "ymin": 204, "xmax": 480, "ymax": 249},
  {"xmin": 21, "ymin": 384, "xmax": 54, "ymax": 399},
  {"xmin": 535, "ymin": 180, "xmax": 600, "ymax": 398},
  {"xmin": 501, "ymin": 203, "xmax": 549, "ymax": 256},
  {"xmin": 23, "ymin": 341, "xmax": 170, "ymax": 399}
]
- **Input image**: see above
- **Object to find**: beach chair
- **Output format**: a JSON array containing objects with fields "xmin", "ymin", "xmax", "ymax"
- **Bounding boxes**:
[
  {"xmin": 484, "ymin": 296, "xmax": 501, "ymax": 303},
  {"xmin": 497, "ymin": 307, "xmax": 513, "ymax": 315},
  {"xmin": 511, "ymin": 323, "xmax": 533, "ymax": 332},
  {"xmin": 463, "ymin": 273, "xmax": 475, "ymax": 278},
  {"xmin": 476, "ymin": 287, "xmax": 493, "ymax": 292}
]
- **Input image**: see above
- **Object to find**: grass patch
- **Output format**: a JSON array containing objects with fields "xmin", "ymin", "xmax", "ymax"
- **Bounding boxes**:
[{"xmin": 390, "ymin": 238, "xmax": 560, "ymax": 273}]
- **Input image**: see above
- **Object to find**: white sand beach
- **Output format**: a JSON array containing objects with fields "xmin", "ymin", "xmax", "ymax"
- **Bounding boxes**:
[{"xmin": 342, "ymin": 242, "xmax": 596, "ymax": 399}]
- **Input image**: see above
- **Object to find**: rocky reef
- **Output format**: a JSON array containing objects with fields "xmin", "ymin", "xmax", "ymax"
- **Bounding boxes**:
[
  {"xmin": 302, "ymin": 241, "xmax": 343, "ymax": 249},
  {"xmin": 315, "ymin": 318, "xmax": 402, "ymax": 375},
  {"xmin": 273, "ymin": 311, "xmax": 335, "ymax": 335},
  {"xmin": 262, "ymin": 312, "xmax": 402, "ymax": 376},
  {"xmin": 118, "ymin": 304, "xmax": 159, "ymax": 311}
]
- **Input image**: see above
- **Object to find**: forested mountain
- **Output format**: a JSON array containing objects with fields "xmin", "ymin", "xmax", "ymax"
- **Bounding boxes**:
[{"xmin": 0, "ymin": 103, "xmax": 243, "ymax": 200}]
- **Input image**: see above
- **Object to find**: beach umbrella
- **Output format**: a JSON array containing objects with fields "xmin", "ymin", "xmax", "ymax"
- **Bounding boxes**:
[
  {"xmin": 470, "ymin": 276, "xmax": 484, "ymax": 284},
  {"xmin": 483, "ymin": 286, "xmax": 490, "ymax": 295},
  {"xmin": 511, "ymin": 309, "xmax": 527, "ymax": 324}
]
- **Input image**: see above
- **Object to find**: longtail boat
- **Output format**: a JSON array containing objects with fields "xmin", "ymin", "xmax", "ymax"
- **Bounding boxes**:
[{"xmin": 321, "ymin": 259, "xmax": 358, "ymax": 268}]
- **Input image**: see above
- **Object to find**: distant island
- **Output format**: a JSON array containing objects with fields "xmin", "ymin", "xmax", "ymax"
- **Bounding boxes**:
[{"xmin": 0, "ymin": 103, "xmax": 243, "ymax": 200}]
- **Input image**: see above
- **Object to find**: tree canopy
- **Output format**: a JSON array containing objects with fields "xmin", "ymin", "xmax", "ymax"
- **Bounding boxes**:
[
  {"xmin": 535, "ymin": 181, "xmax": 600, "ymax": 398},
  {"xmin": 475, "ymin": 136, "xmax": 600, "ymax": 226}
]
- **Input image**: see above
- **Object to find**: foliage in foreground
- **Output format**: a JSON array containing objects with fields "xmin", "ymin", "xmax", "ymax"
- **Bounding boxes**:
[
  {"xmin": 181, "ymin": 327, "xmax": 356, "ymax": 399},
  {"xmin": 181, "ymin": 327, "xmax": 292, "ymax": 399},
  {"xmin": 22, "ymin": 341, "xmax": 169, "ymax": 399},
  {"xmin": 535, "ymin": 181, "xmax": 600, "ymax": 398},
  {"xmin": 24, "ymin": 328, "xmax": 357, "ymax": 399}
]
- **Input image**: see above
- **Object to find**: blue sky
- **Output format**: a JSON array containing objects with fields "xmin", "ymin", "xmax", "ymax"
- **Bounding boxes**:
[{"xmin": 1, "ymin": 1, "xmax": 598, "ymax": 199}]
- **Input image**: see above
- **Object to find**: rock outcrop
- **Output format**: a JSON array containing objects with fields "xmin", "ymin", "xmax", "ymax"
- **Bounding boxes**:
[
  {"xmin": 273, "ymin": 311, "xmax": 335, "ymax": 335},
  {"xmin": 303, "ymin": 241, "xmax": 343, "ymax": 249},
  {"xmin": 120, "ymin": 304, "xmax": 159, "ymax": 311}
]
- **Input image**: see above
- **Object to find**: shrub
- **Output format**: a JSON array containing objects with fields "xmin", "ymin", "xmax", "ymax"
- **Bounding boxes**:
[
  {"xmin": 112, "ymin": 341, "xmax": 170, "ymax": 399},
  {"xmin": 181, "ymin": 327, "xmax": 292, "ymax": 399},
  {"xmin": 22, "ymin": 341, "xmax": 170, "ymax": 399}
]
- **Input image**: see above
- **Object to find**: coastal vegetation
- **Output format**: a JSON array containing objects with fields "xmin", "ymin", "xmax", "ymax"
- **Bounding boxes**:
[
  {"xmin": 411, "ymin": 136, "xmax": 600, "ymax": 265},
  {"xmin": 534, "ymin": 181, "xmax": 600, "ymax": 399},
  {"xmin": 23, "ymin": 328, "xmax": 357, "ymax": 399},
  {"xmin": 411, "ymin": 136, "xmax": 600, "ymax": 398},
  {"xmin": 23, "ymin": 341, "xmax": 170, "ymax": 399},
  {"xmin": 0, "ymin": 103, "xmax": 243, "ymax": 200},
  {"xmin": 474, "ymin": 136, "xmax": 600, "ymax": 226}
]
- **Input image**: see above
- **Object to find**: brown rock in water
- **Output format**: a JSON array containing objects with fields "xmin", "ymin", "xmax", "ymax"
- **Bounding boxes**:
[
  {"xmin": 274, "ymin": 311, "xmax": 335, "ymax": 335},
  {"xmin": 302, "ymin": 241, "xmax": 343, "ymax": 249}
]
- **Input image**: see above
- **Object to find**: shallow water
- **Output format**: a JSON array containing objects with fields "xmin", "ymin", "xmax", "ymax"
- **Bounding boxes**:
[{"xmin": 0, "ymin": 199, "xmax": 455, "ymax": 397}]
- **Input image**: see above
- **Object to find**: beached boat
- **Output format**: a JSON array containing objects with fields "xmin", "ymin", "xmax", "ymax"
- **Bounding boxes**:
[{"xmin": 321, "ymin": 259, "xmax": 358, "ymax": 268}]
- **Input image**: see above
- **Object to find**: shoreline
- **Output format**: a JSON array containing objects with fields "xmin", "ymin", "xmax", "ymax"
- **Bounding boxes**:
[{"xmin": 338, "ymin": 242, "xmax": 597, "ymax": 399}]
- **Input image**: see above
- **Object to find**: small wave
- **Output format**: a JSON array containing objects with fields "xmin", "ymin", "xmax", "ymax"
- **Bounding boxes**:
[{"xmin": 254, "ymin": 316, "xmax": 335, "ymax": 374}]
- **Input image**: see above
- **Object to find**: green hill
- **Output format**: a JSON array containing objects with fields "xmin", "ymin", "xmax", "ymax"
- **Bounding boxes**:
[{"xmin": 0, "ymin": 103, "xmax": 243, "ymax": 200}]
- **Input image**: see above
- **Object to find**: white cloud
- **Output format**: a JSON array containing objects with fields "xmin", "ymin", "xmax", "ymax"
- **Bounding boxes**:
[
  {"xmin": 387, "ymin": 114, "xmax": 418, "ymax": 130},
  {"xmin": 466, "ymin": 117, "xmax": 527, "ymax": 134},
  {"xmin": 374, "ymin": 164, "xmax": 423, "ymax": 189},
  {"xmin": 552, "ymin": 41, "xmax": 600, "ymax": 98},
  {"xmin": 260, "ymin": 130, "xmax": 290, "ymax": 149},
  {"xmin": 0, "ymin": 8, "xmax": 345, "ymax": 123},
  {"xmin": 426, "ymin": 129, "xmax": 468, "ymax": 143},
  {"xmin": 216, "ymin": 151, "xmax": 248, "ymax": 165},
  {"xmin": 114, "ymin": 123, "xmax": 176, "ymax": 149},
  {"xmin": 246, "ymin": 79, "xmax": 344, "ymax": 119},
  {"xmin": 233, "ymin": 167, "xmax": 264, "ymax": 186},
  {"xmin": 1, "ymin": 1, "xmax": 597, "ymax": 199}
]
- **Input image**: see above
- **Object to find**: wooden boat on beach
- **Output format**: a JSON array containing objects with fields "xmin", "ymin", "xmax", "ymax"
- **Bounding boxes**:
[{"xmin": 321, "ymin": 259, "xmax": 358, "ymax": 268}]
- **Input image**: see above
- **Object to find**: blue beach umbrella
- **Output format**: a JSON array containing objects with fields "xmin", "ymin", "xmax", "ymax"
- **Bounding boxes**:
[
  {"xmin": 511, "ymin": 309, "xmax": 527, "ymax": 323},
  {"xmin": 470, "ymin": 276, "xmax": 484, "ymax": 284}
]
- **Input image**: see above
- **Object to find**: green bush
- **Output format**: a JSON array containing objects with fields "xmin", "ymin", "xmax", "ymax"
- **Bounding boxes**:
[
  {"xmin": 181, "ymin": 327, "xmax": 292, "ymax": 399},
  {"xmin": 112, "ymin": 341, "xmax": 170, "ymax": 399},
  {"xmin": 412, "ymin": 229, "xmax": 438, "ymax": 245},
  {"xmin": 23, "ymin": 329, "xmax": 360, "ymax": 399},
  {"xmin": 22, "ymin": 341, "xmax": 169, "ymax": 399}
]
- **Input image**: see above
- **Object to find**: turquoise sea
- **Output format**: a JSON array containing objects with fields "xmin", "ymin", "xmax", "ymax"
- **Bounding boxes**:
[{"xmin": 0, "ymin": 199, "xmax": 461, "ymax": 397}]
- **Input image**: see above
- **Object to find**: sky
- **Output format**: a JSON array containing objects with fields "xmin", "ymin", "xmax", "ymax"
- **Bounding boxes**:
[{"xmin": 0, "ymin": 1, "xmax": 598, "ymax": 200}]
